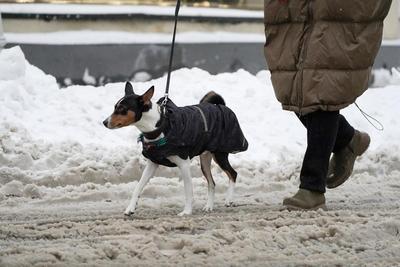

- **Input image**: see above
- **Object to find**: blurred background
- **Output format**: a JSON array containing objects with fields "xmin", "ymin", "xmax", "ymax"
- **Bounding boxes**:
[{"xmin": 0, "ymin": 0, "xmax": 399, "ymax": 86}]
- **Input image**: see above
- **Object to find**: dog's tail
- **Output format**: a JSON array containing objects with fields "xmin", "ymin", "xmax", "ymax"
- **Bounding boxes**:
[{"xmin": 199, "ymin": 91, "xmax": 226, "ymax": 106}]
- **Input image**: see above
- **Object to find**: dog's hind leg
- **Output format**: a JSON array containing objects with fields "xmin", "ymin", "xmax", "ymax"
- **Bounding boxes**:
[
  {"xmin": 213, "ymin": 152, "xmax": 237, "ymax": 207},
  {"xmin": 168, "ymin": 156, "xmax": 193, "ymax": 216},
  {"xmin": 124, "ymin": 160, "xmax": 158, "ymax": 216},
  {"xmin": 200, "ymin": 151, "xmax": 215, "ymax": 212}
]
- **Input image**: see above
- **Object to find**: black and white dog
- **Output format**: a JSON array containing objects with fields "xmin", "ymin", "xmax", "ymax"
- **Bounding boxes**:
[{"xmin": 103, "ymin": 82, "xmax": 248, "ymax": 216}]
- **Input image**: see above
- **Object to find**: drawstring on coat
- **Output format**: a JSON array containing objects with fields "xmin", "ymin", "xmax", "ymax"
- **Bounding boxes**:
[{"xmin": 355, "ymin": 102, "xmax": 384, "ymax": 131}]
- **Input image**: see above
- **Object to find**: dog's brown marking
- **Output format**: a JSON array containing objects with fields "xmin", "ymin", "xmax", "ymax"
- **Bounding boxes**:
[
  {"xmin": 109, "ymin": 110, "xmax": 136, "ymax": 128},
  {"xmin": 200, "ymin": 152, "xmax": 216, "ymax": 187},
  {"xmin": 213, "ymin": 152, "xmax": 237, "ymax": 183}
]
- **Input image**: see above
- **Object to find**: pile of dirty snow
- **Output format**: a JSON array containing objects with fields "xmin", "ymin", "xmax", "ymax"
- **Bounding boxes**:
[
  {"xmin": 0, "ymin": 46, "xmax": 399, "ymax": 207},
  {"xmin": 1, "ymin": 46, "xmax": 400, "ymax": 267}
]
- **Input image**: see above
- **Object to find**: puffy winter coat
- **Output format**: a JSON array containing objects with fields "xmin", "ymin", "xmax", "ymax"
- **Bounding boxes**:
[
  {"xmin": 141, "ymin": 99, "xmax": 248, "ymax": 167},
  {"xmin": 264, "ymin": 0, "xmax": 392, "ymax": 115}
]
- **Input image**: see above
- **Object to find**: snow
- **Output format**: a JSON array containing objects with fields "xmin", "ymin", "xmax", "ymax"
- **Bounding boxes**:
[
  {"xmin": 4, "ymin": 31, "xmax": 265, "ymax": 45},
  {"xmin": 82, "ymin": 67, "xmax": 96, "ymax": 85},
  {"xmin": 0, "ymin": 47, "xmax": 400, "ymax": 266},
  {"xmin": 6, "ymin": 32, "xmax": 399, "ymax": 46},
  {"xmin": 0, "ymin": 3, "xmax": 263, "ymax": 18},
  {"xmin": 371, "ymin": 67, "xmax": 400, "ymax": 88},
  {"xmin": 382, "ymin": 38, "xmax": 400, "ymax": 46}
]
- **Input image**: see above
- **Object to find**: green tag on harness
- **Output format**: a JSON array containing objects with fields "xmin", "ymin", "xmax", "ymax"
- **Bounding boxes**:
[{"xmin": 138, "ymin": 134, "xmax": 167, "ymax": 148}]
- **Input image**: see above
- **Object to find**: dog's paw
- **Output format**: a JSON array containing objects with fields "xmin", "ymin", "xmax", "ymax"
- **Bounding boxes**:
[
  {"xmin": 202, "ymin": 204, "xmax": 213, "ymax": 212},
  {"xmin": 178, "ymin": 210, "xmax": 192, "ymax": 216},
  {"xmin": 224, "ymin": 201, "xmax": 235, "ymax": 207},
  {"xmin": 124, "ymin": 208, "xmax": 135, "ymax": 216},
  {"xmin": 124, "ymin": 211, "xmax": 135, "ymax": 217}
]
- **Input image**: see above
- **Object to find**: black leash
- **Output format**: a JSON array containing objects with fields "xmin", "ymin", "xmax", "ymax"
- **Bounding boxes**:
[{"xmin": 161, "ymin": 0, "xmax": 181, "ymax": 111}]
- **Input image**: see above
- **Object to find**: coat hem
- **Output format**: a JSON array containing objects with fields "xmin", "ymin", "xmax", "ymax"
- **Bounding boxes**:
[{"xmin": 281, "ymin": 103, "xmax": 352, "ymax": 115}]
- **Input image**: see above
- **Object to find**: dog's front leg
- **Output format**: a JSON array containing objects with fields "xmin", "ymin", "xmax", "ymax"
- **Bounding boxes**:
[
  {"xmin": 168, "ymin": 156, "xmax": 193, "ymax": 216},
  {"xmin": 124, "ymin": 160, "xmax": 158, "ymax": 216}
]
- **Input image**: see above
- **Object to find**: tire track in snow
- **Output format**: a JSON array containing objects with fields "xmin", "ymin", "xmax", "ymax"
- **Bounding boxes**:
[{"xmin": 1, "ymin": 202, "xmax": 400, "ymax": 266}]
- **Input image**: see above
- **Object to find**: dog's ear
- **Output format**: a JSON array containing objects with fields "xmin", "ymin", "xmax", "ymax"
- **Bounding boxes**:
[
  {"xmin": 141, "ymin": 86, "xmax": 154, "ymax": 105},
  {"xmin": 125, "ymin": 81, "xmax": 134, "ymax": 96}
]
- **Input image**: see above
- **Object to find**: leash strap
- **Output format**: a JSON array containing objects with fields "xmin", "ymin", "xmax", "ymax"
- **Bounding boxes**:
[{"xmin": 162, "ymin": 0, "xmax": 181, "ymax": 110}]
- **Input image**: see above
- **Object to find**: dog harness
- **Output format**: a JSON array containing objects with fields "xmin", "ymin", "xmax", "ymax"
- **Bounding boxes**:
[{"xmin": 139, "ymin": 98, "xmax": 248, "ymax": 167}]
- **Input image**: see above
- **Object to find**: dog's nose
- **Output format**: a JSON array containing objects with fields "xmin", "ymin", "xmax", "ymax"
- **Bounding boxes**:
[{"xmin": 103, "ymin": 120, "xmax": 108, "ymax": 128}]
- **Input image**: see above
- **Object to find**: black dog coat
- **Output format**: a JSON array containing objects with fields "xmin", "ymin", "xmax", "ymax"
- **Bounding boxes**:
[{"xmin": 140, "ymin": 99, "xmax": 248, "ymax": 167}]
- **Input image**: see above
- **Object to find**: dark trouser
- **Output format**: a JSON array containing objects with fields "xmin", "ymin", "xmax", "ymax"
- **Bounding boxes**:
[{"xmin": 297, "ymin": 111, "xmax": 355, "ymax": 193}]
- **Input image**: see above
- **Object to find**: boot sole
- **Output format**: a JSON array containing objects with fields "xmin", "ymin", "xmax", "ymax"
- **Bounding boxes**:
[
  {"xmin": 326, "ymin": 164, "xmax": 354, "ymax": 189},
  {"xmin": 326, "ymin": 172, "xmax": 353, "ymax": 189},
  {"xmin": 327, "ymin": 133, "xmax": 371, "ymax": 189},
  {"xmin": 284, "ymin": 203, "xmax": 327, "ymax": 211}
]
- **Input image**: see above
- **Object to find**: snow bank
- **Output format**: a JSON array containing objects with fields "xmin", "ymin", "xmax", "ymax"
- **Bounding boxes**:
[
  {"xmin": 1, "ymin": 47, "xmax": 400, "ymax": 267},
  {"xmin": 370, "ymin": 67, "xmax": 400, "ymax": 88},
  {"xmin": 5, "ymin": 31, "xmax": 265, "ymax": 45},
  {"xmin": 0, "ymin": 46, "xmax": 399, "ymax": 192},
  {"xmin": 0, "ymin": 4, "xmax": 263, "ymax": 18}
]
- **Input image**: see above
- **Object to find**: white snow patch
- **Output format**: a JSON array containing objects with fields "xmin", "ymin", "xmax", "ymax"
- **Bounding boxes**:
[
  {"xmin": 0, "ymin": 46, "xmax": 26, "ymax": 80},
  {"xmin": 23, "ymin": 183, "xmax": 42, "ymax": 199},
  {"xmin": 4, "ymin": 31, "xmax": 265, "ymax": 45},
  {"xmin": 0, "ymin": 4, "xmax": 263, "ymax": 18},
  {"xmin": 1, "ymin": 180, "xmax": 24, "ymax": 197},
  {"xmin": 0, "ymin": 47, "xmax": 400, "ymax": 266},
  {"xmin": 82, "ymin": 67, "xmax": 96, "ymax": 85},
  {"xmin": 382, "ymin": 38, "xmax": 400, "ymax": 46},
  {"xmin": 370, "ymin": 67, "xmax": 400, "ymax": 88},
  {"xmin": 0, "ymin": 46, "xmax": 399, "ymax": 189}
]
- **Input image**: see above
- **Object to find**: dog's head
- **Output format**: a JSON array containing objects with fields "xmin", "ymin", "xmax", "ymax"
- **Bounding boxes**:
[{"xmin": 103, "ymin": 82, "xmax": 154, "ymax": 129}]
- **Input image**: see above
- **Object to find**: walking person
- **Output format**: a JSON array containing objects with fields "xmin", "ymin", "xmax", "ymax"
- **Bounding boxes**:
[{"xmin": 263, "ymin": 0, "xmax": 392, "ymax": 209}]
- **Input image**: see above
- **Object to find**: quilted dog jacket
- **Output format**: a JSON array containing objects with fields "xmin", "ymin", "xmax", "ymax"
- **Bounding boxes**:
[{"xmin": 141, "ymin": 99, "xmax": 248, "ymax": 167}]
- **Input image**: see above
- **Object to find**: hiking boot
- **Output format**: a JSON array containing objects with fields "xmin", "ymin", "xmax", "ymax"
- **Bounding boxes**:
[
  {"xmin": 283, "ymin": 189, "xmax": 326, "ymax": 210},
  {"xmin": 326, "ymin": 130, "xmax": 370, "ymax": 189}
]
